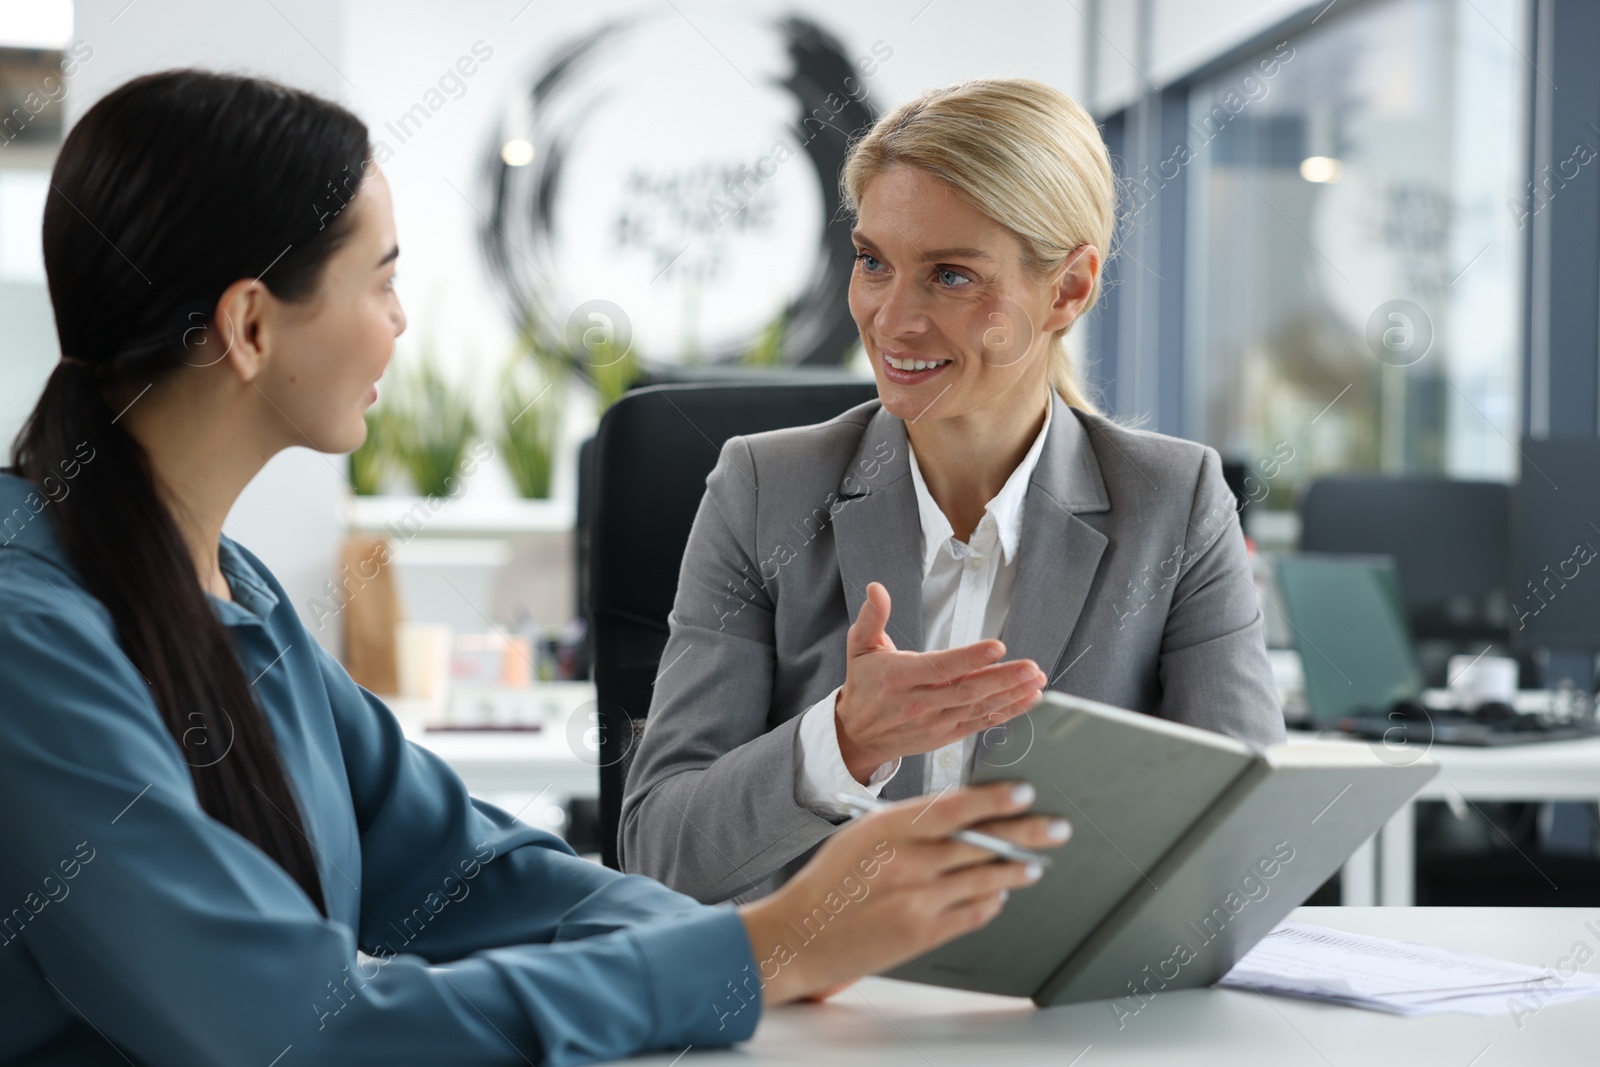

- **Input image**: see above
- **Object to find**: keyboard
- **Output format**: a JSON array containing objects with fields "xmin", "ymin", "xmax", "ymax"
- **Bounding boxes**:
[{"xmin": 1336, "ymin": 697, "xmax": 1600, "ymax": 747}]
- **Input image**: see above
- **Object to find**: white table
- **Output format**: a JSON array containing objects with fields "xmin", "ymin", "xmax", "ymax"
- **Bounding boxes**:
[
  {"xmin": 408, "ymin": 726, "xmax": 599, "ymax": 801},
  {"xmin": 406, "ymin": 702, "xmax": 1600, "ymax": 905},
  {"xmin": 1289, "ymin": 730, "xmax": 1600, "ymax": 906},
  {"xmin": 399, "ymin": 680, "xmax": 598, "ymax": 805},
  {"xmin": 623, "ymin": 907, "xmax": 1600, "ymax": 1065},
  {"xmin": 393, "ymin": 681, "xmax": 601, "ymax": 804}
]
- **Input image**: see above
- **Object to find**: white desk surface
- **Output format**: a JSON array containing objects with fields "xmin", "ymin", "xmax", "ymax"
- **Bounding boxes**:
[
  {"xmin": 1394, "ymin": 735, "xmax": 1600, "ymax": 801},
  {"xmin": 412, "ymin": 727, "xmax": 1600, "ymax": 905},
  {"xmin": 406, "ymin": 726, "xmax": 599, "ymax": 799},
  {"xmin": 1287, "ymin": 728, "xmax": 1600, "ymax": 800},
  {"xmin": 407, "ymin": 703, "xmax": 1600, "ymax": 808},
  {"xmin": 415, "ymin": 719, "xmax": 1600, "ymax": 808},
  {"xmin": 624, "ymin": 907, "xmax": 1600, "ymax": 1066}
]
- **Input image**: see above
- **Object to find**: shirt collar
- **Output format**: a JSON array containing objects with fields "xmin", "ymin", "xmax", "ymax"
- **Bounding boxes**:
[
  {"xmin": 0, "ymin": 472, "xmax": 277, "ymax": 626},
  {"xmin": 0, "ymin": 472, "xmax": 67, "ymax": 566},
  {"xmin": 214, "ymin": 535, "xmax": 280, "ymax": 623},
  {"xmin": 905, "ymin": 398, "xmax": 1053, "ymax": 579}
]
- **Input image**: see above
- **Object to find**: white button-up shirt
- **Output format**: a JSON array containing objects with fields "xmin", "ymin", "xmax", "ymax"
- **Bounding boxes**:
[{"xmin": 794, "ymin": 400, "xmax": 1053, "ymax": 816}]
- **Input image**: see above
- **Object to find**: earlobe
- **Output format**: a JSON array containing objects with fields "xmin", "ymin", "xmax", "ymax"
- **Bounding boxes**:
[
  {"xmin": 232, "ymin": 332, "xmax": 267, "ymax": 383},
  {"xmin": 214, "ymin": 279, "xmax": 271, "ymax": 383}
]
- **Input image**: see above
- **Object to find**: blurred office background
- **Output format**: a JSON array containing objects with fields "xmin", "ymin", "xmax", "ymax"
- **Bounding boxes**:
[{"xmin": 3, "ymin": 0, "xmax": 1597, "ymax": 903}]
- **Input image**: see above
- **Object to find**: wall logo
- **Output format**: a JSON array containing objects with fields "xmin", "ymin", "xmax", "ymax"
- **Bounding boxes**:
[{"xmin": 478, "ymin": 14, "xmax": 893, "ymax": 378}]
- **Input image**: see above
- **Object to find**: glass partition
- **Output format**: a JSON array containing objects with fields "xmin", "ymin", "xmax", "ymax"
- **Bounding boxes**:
[{"xmin": 1184, "ymin": 0, "xmax": 1524, "ymax": 505}]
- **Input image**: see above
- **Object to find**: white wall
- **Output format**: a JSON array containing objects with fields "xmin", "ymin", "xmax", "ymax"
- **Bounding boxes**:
[
  {"xmin": 0, "ymin": 7, "xmax": 74, "ymax": 489},
  {"xmin": 339, "ymin": 0, "xmax": 1090, "ymax": 392},
  {"xmin": 70, "ymin": 0, "xmax": 351, "ymax": 651}
]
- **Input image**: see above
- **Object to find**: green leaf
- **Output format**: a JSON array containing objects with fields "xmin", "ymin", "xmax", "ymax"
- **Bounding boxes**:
[
  {"xmin": 497, "ymin": 339, "xmax": 568, "ymax": 499},
  {"xmin": 348, "ymin": 404, "xmax": 396, "ymax": 496},
  {"xmin": 389, "ymin": 346, "xmax": 477, "ymax": 498}
]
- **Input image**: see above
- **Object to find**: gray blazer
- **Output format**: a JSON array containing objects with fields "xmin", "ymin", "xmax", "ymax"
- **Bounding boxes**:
[{"xmin": 619, "ymin": 391, "xmax": 1285, "ymax": 904}]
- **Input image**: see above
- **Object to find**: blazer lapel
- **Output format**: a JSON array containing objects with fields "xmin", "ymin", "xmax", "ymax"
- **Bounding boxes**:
[
  {"xmin": 831, "ymin": 403, "xmax": 925, "ymax": 653},
  {"xmin": 830, "ymin": 395, "xmax": 1114, "ymax": 798},
  {"xmin": 831, "ymin": 404, "xmax": 927, "ymax": 799},
  {"xmin": 997, "ymin": 395, "xmax": 1111, "ymax": 688}
]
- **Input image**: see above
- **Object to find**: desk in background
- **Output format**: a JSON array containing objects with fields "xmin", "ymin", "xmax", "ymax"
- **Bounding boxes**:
[
  {"xmin": 391, "ymin": 680, "xmax": 599, "ymax": 801},
  {"xmin": 1289, "ymin": 731, "xmax": 1600, "ymax": 906},
  {"xmin": 398, "ymin": 682, "xmax": 601, "ymax": 843},
  {"xmin": 622, "ymin": 907, "xmax": 1597, "ymax": 1066},
  {"xmin": 404, "ymin": 686, "xmax": 1600, "ymax": 906},
  {"xmin": 411, "ymin": 725, "xmax": 600, "ymax": 802}
]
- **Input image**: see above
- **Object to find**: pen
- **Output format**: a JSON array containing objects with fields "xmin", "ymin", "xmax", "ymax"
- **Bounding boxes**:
[{"xmin": 831, "ymin": 791, "xmax": 1055, "ymax": 867}]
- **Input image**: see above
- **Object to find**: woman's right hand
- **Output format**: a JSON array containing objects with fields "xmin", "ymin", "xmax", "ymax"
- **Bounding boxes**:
[
  {"xmin": 737, "ymin": 781, "xmax": 1071, "ymax": 1006},
  {"xmin": 835, "ymin": 581, "xmax": 1048, "ymax": 782}
]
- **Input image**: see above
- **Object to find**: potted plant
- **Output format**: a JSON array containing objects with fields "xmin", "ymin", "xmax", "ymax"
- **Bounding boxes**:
[
  {"xmin": 348, "ymin": 403, "xmax": 400, "ymax": 496},
  {"xmin": 391, "ymin": 346, "xmax": 477, "ymax": 498},
  {"xmin": 497, "ymin": 332, "xmax": 568, "ymax": 500}
]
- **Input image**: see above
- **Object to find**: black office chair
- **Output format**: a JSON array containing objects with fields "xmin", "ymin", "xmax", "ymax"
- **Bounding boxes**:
[
  {"xmin": 572, "ymin": 436, "xmax": 596, "ymax": 682},
  {"xmin": 588, "ymin": 377, "xmax": 879, "ymax": 870}
]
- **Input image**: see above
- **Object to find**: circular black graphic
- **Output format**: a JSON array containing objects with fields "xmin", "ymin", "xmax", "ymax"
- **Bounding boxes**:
[{"xmin": 478, "ymin": 13, "xmax": 886, "ymax": 380}]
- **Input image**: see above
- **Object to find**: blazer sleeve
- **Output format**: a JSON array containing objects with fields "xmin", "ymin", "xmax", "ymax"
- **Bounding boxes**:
[
  {"xmin": 1156, "ymin": 447, "xmax": 1287, "ymax": 747},
  {"xmin": 0, "ymin": 607, "xmax": 759, "ymax": 1067},
  {"xmin": 619, "ymin": 436, "xmax": 840, "ymax": 903}
]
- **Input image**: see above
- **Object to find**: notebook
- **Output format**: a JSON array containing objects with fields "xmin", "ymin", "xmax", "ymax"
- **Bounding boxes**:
[{"xmin": 883, "ymin": 691, "xmax": 1437, "ymax": 1006}]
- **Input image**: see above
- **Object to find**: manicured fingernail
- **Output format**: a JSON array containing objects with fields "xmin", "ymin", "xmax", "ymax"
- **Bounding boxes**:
[
  {"xmin": 1011, "ymin": 783, "xmax": 1036, "ymax": 806},
  {"xmin": 998, "ymin": 889, "xmax": 1009, "ymax": 902},
  {"xmin": 1047, "ymin": 819, "xmax": 1072, "ymax": 841},
  {"xmin": 1024, "ymin": 862, "xmax": 1043, "ymax": 882}
]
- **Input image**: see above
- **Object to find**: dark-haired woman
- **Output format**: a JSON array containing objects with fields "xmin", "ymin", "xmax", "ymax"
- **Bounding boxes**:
[{"xmin": 0, "ymin": 70, "xmax": 1068, "ymax": 1066}]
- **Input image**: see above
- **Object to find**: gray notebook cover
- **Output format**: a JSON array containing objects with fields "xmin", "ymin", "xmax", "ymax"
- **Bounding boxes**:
[{"xmin": 882, "ymin": 692, "xmax": 1437, "ymax": 1005}]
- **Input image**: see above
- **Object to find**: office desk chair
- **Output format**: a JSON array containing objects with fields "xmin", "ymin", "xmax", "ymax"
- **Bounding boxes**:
[{"xmin": 588, "ymin": 377, "xmax": 879, "ymax": 870}]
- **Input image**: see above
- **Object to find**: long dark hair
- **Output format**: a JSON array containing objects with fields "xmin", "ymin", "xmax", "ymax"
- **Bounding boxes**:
[{"xmin": 8, "ymin": 70, "xmax": 373, "ymax": 915}]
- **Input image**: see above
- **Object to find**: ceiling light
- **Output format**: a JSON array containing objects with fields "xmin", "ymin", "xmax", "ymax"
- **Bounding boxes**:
[
  {"xmin": 0, "ymin": 0, "xmax": 71, "ymax": 49},
  {"xmin": 1300, "ymin": 156, "xmax": 1343, "ymax": 183},
  {"xmin": 501, "ymin": 139, "xmax": 535, "ymax": 167}
]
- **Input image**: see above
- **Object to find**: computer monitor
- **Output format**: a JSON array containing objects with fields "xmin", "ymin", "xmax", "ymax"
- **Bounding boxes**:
[
  {"xmin": 1513, "ymin": 437, "xmax": 1600, "ymax": 650},
  {"xmin": 1297, "ymin": 476, "xmax": 1510, "ymax": 643},
  {"xmin": 1276, "ymin": 554, "xmax": 1425, "ymax": 725}
]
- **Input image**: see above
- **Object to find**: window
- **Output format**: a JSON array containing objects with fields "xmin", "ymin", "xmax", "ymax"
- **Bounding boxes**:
[{"xmin": 1183, "ymin": 0, "xmax": 1524, "ymax": 504}]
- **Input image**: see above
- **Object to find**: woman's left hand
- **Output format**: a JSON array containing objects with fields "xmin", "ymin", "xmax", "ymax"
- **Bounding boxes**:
[{"xmin": 737, "ymin": 781, "xmax": 1070, "ymax": 1006}]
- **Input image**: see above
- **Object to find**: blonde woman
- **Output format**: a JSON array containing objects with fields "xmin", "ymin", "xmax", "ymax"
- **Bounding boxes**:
[{"xmin": 622, "ymin": 78, "xmax": 1284, "ymax": 904}]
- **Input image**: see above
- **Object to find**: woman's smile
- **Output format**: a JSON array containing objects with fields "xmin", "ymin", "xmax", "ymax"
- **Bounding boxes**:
[{"xmin": 881, "ymin": 348, "xmax": 953, "ymax": 384}]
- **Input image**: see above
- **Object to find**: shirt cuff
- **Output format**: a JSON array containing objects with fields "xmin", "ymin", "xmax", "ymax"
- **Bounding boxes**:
[
  {"xmin": 793, "ymin": 685, "xmax": 899, "ymax": 817},
  {"xmin": 624, "ymin": 902, "xmax": 763, "ymax": 1046}
]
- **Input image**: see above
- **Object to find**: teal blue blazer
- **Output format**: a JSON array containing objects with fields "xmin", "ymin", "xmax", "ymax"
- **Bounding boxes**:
[{"xmin": 0, "ymin": 473, "xmax": 760, "ymax": 1065}]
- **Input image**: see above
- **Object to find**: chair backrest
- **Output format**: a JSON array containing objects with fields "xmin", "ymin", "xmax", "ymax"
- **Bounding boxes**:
[
  {"xmin": 1297, "ymin": 475, "xmax": 1510, "ymax": 642},
  {"xmin": 589, "ymin": 377, "xmax": 880, "ymax": 869},
  {"xmin": 572, "ymin": 436, "xmax": 596, "ymax": 681}
]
